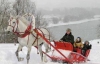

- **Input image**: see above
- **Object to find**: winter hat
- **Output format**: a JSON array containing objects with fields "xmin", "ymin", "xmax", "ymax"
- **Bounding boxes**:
[
  {"xmin": 77, "ymin": 37, "xmax": 81, "ymax": 41},
  {"xmin": 66, "ymin": 28, "xmax": 71, "ymax": 32},
  {"xmin": 84, "ymin": 41, "xmax": 89, "ymax": 44}
]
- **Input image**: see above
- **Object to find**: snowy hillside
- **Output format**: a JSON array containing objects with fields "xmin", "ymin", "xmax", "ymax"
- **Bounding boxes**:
[
  {"xmin": 0, "ymin": 39, "xmax": 100, "ymax": 64},
  {"xmin": 47, "ymin": 17, "xmax": 100, "ymax": 27},
  {"xmin": 48, "ymin": 16, "xmax": 100, "ymax": 41}
]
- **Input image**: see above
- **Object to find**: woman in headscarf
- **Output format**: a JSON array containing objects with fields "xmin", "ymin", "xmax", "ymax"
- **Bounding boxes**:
[{"xmin": 74, "ymin": 37, "xmax": 83, "ymax": 48}]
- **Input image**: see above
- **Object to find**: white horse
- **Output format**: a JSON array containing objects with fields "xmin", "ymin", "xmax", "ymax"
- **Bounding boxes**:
[{"xmin": 6, "ymin": 14, "xmax": 51, "ymax": 64}]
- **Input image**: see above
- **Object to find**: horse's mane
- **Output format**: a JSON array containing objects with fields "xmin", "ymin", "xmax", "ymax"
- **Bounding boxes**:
[{"xmin": 19, "ymin": 16, "xmax": 29, "ymax": 26}]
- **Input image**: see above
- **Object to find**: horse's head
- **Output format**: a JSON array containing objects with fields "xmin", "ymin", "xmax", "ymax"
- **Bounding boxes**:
[
  {"xmin": 6, "ymin": 15, "xmax": 19, "ymax": 34},
  {"xmin": 6, "ymin": 13, "xmax": 36, "ymax": 34}
]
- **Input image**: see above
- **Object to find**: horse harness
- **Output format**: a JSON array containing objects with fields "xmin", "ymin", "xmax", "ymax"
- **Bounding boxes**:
[
  {"xmin": 31, "ymin": 28, "xmax": 45, "ymax": 46},
  {"xmin": 8, "ymin": 18, "xmax": 50, "ymax": 46}
]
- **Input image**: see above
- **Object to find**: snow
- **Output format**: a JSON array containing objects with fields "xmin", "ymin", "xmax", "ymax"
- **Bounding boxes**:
[
  {"xmin": 0, "ymin": 39, "xmax": 100, "ymax": 64},
  {"xmin": 51, "ymin": 49, "xmax": 71, "ymax": 59}
]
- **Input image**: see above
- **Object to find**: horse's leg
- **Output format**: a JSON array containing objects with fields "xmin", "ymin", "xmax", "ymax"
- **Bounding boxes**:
[
  {"xmin": 26, "ymin": 47, "xmax": 31, "ymax": 64},
  {"xmin": 43, "ymin": 42, "xmax": 51, "ymax": 62},
  {"xmin": 15, "ymin": 45, "xmax": 23, "ymax": 61},
  {"xmin": 38, "ymin": 43, "xmax": 48, "ymax": 62},
  {"xmin": 44, "ymin": 42, "xmax": 51, "ymax": 53},
  {"xmin": 38, "ymin": 44, "xmax": 43, "ymax": 61}
]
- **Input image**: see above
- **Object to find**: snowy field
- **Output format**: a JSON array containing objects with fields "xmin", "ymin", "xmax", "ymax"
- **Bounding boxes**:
[{"xmin": 0, "ymin": 39, "xmax": 100, "ymax": 64}]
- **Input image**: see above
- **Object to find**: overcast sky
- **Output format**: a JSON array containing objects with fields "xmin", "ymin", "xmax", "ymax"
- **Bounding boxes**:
[{"xmin": 32, "ymin": 0, "xmax": 100, "ymax": 10}]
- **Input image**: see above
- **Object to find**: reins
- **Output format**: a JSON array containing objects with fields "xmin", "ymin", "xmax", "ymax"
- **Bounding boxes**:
[{"xmin": 8, "ymin": 15, "xmax": 33, "ymax": 38}]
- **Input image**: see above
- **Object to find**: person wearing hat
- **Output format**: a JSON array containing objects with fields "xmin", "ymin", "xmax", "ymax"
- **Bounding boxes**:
[
  {"xmin": 60, "ymin": 28, "xmax": 74, "ymax": 44},
  {"xmin": 82, "ymin": 41, "xmax": 92, "ymax": 56}
]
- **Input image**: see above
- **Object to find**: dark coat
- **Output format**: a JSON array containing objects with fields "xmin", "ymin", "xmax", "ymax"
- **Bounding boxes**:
[
  {"xmin": 60, "ymin": 32, "xmax": 74, "ymax": 44},
  {"xmin": 82, "ymin": 44, "xmax": 92, "ymax": 51},
  {"xmin": 82, "ymin": 44, "xmax": 92, "ymax": 56}
]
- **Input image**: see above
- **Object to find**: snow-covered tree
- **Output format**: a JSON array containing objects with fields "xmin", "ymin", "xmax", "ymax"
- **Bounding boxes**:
[
  {"xmin": 35, "ymin": 10, "xmax": 43, "ymax": 27},
  {"xmin": 0, "ymin": 0, "xmax": 13, "ymax": 43},
  {"xmin": 0, "ymin": 0, "xmax": 12, "ymax": 31},
  {"xmin": 35, "ymin": 10, "xmax": 50, "ymax": 28},
  {"xmin": 13, "ymin": 0, "xmax": 36, "ymax": 15}
]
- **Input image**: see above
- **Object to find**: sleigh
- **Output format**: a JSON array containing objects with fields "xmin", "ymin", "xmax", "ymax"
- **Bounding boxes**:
[
  {"xmin": 50, "ymin": 41, "xmax": 90, "ymax": 63},
  {"xmin": 34, "ymin": 29, "xmax": 91, "ymax": 64}
]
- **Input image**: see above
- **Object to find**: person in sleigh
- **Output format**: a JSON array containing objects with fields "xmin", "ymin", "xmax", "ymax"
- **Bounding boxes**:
[
  {"xmin": 73, "ymin": 37, "xmax": 83, "ymax": 52},
  {"xmin": 82, "ymin": 41, "xmax": 92, "ymax": 56},
  {"xmin": 60, "ymin": 28, "xmax": 74, "ymax": 45}
]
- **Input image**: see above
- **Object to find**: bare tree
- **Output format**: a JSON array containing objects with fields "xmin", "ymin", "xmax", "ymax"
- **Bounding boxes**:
[
  {"xmin": 35, "ymin": 10, "xmax": 51, "ymax": 28},
  {"xmin": 35, "ymin": 10, "xmax": 43, "ymax": 28},
  {"xmin": 0, "ymin": 0, "xmax": 13, "ymax": 43},
  {"xmin": 13, "ymin": 0, "xmax": 48, "ymax": 28},
  {"xmin": 13, "ymin": 0, "xmax": 36, "ymax": 15}
]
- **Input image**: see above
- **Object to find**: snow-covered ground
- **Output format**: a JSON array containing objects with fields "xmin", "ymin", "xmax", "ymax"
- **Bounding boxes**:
[{"xmin": 0, "ymin": 39, "xmax": 100, "ymax": 64}]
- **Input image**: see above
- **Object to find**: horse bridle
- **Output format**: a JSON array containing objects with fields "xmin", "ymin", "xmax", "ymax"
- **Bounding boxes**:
[
  {"xmin": 8, "ymin": 18, "xmax": 19, "ymax": 34},
  {"xmin": 8, "ymin": 17, "xmax": 38, "ymax": 38}
]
